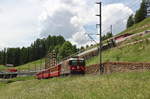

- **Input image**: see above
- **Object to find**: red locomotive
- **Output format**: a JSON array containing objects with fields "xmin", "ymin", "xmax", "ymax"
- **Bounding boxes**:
[{"xmin": 36, "ymin": 57, "xmax": 85, "ymax": 79}]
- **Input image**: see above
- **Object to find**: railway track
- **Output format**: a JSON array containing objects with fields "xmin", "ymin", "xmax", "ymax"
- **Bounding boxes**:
[{"xmin": 0, "ymin": 70, "xmax": 40, "ymax": 79}]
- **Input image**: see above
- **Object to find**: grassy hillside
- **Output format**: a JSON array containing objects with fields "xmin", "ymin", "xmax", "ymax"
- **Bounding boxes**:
[
  {"xmin": 86, "ymin": 40, "xmax": 150, "ymax": 65},
  {"xmin": 0, "ymin": 59, "xmax": 45, "ymax": 71},
  {"xmin": 120, "ymin": 17, "xmax": 150, "ymax": 34},
  {"xmin": 0, "ymin": 65, "xmax": 10, "ymax": 70},
  {"xmin": 0, "ymin": 71, "xmax": 150, "ymax": 99},
  {"xmin": 86, "ymin": 17, "xmax": 150, "ymax": 65},
  {"xmin": 84, "ymin": 17, "xmax": 150, "ymax": 52},
  {"xmin": 15, "ymin": 59, "xmax": 45, "ymax": 70}
]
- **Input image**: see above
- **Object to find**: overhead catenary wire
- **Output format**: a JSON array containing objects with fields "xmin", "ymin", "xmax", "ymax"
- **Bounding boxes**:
[
  {"xmin": 86, "ymin": 33, "xmax": 98, "ymax": 44},
  {"xmin": 85, "ymin": 0, "xmax": 140, "ymax": 44},
  {"xmin": 101, "ymin": 0, "xmax": 140, "ymax": 34},
  {"xmin": 97, "ymin": 0, "xmax": 140, "ymax": 35}
]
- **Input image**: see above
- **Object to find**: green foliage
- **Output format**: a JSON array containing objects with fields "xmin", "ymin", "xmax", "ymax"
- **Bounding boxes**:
[
  {"xmin": 102, "ymin": 32, "xmax": 113, "ymax": 41},
  {"xmin": 59, "ymin": 41, "xmax": 77, "ymax": 59},
  {"xmin": 0, "ymin": 36, "xmax": 77, "ymax": 70},
  {"xmin": 0, "ymin": 35, "xmax": 66, "ymax": 66},
  {"xmin": 127, "ymin": 14, "xmax": 134, "ymax": 28},
  {"xmin": 86, "ymin": 45, "xmax": 89, "ymax": 49},
  {"xmin": 80, "ymin": 46, "xmax": 85, "ymax": 51},
  {"xmin": 125, "ymin": 1, "xmax": 148, "ymax": 30},
  {"xmin": 135, "ymin": 1, "xmax": 147, "ymax": 23}
]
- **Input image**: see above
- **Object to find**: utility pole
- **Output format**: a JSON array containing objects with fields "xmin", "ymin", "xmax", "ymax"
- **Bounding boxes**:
[
  {"xmin": 96, "ymin": 2, "xmax": 103, "ymax": 73},
  {"xmin": 110, "ymin": 25, "xmax": 112, "ymax": 35},
  {"xmin": 3, "ymin": 48, "xmax": 6, "ymax": 65}
]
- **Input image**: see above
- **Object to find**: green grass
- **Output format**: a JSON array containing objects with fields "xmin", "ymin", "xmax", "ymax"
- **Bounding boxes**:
[
  {"xmin": 0, "ymin": 65, "xmax": 10, "ymax": 70},
  {"xmin": 0, "ymin": 72, "xmax": 150, "ymax": 99},
  {"xmin": 86, "ymin": 40, "xmax": 150, "ymax": 65},
  {"xmin": 120, "ymin": 17, "xmax": 150, "ymax": 35},
  {"xmin": 0, "ymin": 76, "xmax": 35, "ymax": 89},
  {"xmin": 0, "ymin": 59, "xmax": 45, "ymax": 71},
  {"xmin": 15, "ymin": 59, "xmax": 45, "ymax": 70}
]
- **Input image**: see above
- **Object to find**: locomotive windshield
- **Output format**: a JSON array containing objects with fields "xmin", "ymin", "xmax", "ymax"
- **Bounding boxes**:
[{"xmin": 69, "ymin": 60, "xmax": 85, "ymax": 66}]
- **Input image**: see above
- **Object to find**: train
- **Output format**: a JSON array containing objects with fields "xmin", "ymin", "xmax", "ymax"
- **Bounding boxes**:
[
  {"xmin": 36, "ymin": 37, "xmax": 117, "ymax": 79},
  {"xmin": 36, "ymin": 57, "xmax": 85, "ymax": 79},
  {"xmin": 77, "ymin": 33, "xmax": 139, "ymax": 60},
  {"xmin": 77, "ymin": 39, "xmax": 116, "ymax": 60},
  {"xmin": 0, "ymin": 68, "xmax": 18, "ymax": 79}
]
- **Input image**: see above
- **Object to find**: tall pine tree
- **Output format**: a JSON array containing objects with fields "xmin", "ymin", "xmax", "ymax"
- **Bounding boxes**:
[
  {"xmin": 127, "ymin": 14, "xmax": 134, "ymax": 28},
  {"xmin": 135, "ymin": 0, "xmax": 147, "ymax": 23}
]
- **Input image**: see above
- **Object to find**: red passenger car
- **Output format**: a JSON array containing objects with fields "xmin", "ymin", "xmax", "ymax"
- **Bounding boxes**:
[{"xmin": 36, "ymin": 57, "xmax": 85, "ymax": 79}]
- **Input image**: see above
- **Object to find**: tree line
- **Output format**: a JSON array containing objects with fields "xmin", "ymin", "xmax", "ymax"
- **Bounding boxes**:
[
  {"xmin": 127, "ymin": 0, "xmax": 148, "ymax": 28},
  {"xmin": 0, "ymin": 35, "xmax": 77, "ymax": 66}
]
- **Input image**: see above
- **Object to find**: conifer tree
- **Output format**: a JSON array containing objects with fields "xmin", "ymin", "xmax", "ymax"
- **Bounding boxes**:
[
  {"xmin": 127, "ymin": 14, "xmax": 134, "ymax": 28},
  {"xmin": 135, "ymin": 0, "xmax": 147, "ymax": 23}
]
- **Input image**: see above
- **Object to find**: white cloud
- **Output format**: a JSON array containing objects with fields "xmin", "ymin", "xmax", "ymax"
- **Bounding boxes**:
[
  {"xmin": 0, "ymin": 0, "xmax": 135, "ymax": 48},
  {"xmin": 39, "ymin": 0, "xmax": 98, "ymax": 46},
  {"xmin": 39, "ymin": 1, "xmax": 133, "ymax": 46},
  {"xmin": 40, "ymin": 8, "xmax": 81, "ymax": 38},
  {"xmin": 0, "ymin": 0, "xmax": 42, "ymax": 48},
  {"xmin": 102, "ymin": 3, "xmax": 134, "ymax": 34}
]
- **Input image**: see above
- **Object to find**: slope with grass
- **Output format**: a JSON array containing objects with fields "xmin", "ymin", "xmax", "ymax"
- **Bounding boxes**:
[
  {"xmin": 0, "ymin": 59, "xmax": 45, "ymax": 71},
  {"xmin": 86, "ymin": 40, "xmax": 150, "ymax": 65},
  {"xmin": 86, "ymin": 17, "xmax": 150, "ymax": 65},
  {"xmin": 0, "ymin": 65, "xmax": 10, "ymax": 70},
  {"xmin": 0, "ymin": 72, "xmax": 150, "ymax": 99},
  {"xmin": 15, "ymin": 59, "xmax": 45, "ymax": 70},
  {"xmin": 83, "ymin": 17, "xmax": 150, "ymax": 53},
  {"xmin": 120, "ymin": 17, "xmax": 150, "ymax": 35}
]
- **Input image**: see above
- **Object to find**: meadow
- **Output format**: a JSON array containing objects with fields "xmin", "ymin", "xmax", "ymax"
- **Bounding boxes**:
[
  {"xmin": 0, "ymin": 71, "xmax": 150, "ymax": 99},
  {"xmin": 86, "ymin": 40, "xmax": 150, "ymax": 65}
]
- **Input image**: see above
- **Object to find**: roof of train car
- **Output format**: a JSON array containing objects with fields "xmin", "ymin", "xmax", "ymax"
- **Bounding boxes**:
[
  {"xmin": 58, "ymin": 57, "xmax": 85, "ymax": 64},
  {"xmin": 68, "ymin": 57, "xmax": 84, "ymax": 61},
  {"xmin": 77, "ymin": 47, "xmax": 99, "ymax": 56}
]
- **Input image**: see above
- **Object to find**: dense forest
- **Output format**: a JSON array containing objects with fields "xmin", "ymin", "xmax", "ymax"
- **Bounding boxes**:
[{"xmin": 0, "ymin": 35, "xmax": 77, "ymax": 66}]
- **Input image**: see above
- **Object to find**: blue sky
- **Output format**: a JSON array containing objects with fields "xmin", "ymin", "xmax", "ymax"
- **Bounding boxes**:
[
  {"xmin": 103, "ymin": 0, "xmax": 141, "ymax": 11},
  {"xmin": 0, "ymin": 0, "xmax": 141, "ymax": 48}
]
